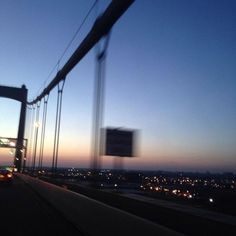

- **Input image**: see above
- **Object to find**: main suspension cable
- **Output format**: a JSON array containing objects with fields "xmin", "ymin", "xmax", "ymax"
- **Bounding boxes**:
[{"xmin": 35, "ymin": 0, "xmax": 99, "ymax": 100}]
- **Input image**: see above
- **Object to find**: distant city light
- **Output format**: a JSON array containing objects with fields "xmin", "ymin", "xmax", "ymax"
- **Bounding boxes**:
[
  {"xmin": 209, "ymin": 198, "xmax": 214, "ymax": 203},
  {"xmin": 172, "ymin": 189, "xmax": 177, "ymax": 194}
]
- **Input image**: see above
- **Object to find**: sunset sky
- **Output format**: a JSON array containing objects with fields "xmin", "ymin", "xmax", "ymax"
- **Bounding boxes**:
[{"xmin": 0, "ymin": 0, "xmax": 235, "ymax": 172}]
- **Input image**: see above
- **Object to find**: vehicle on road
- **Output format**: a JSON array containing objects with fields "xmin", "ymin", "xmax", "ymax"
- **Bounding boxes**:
[{"xmin": 0, "ymin": 169, "xmax": 13, "ymax": 184}]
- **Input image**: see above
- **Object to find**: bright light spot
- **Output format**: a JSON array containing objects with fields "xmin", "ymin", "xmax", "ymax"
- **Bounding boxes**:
[
  {"xmin": 209, "ymin": 198, "xmax": 214, "ymax": 203},
  {"xmin": 7, "ymin": 173, "xmax": 12, "ymax": 178},
  {"xmin": 9, "ymin": 142, "xmax": 15, "ymax": 147},
  {"xmin": 172, "ymin": 189, "xmax": 177, "ymax": 194},
  {"xmin": 114, "ymin": 184, "xmax": 118, "ymax": 187},
  {"xmin": 35, "ymin": 122, "xmax": 40, "ymax": 127}
]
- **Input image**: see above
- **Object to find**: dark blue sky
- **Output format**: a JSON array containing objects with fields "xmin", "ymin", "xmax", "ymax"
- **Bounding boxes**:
[{"xmin": 0, "ymin": 0, "xmax": 235, "ymax": 172}]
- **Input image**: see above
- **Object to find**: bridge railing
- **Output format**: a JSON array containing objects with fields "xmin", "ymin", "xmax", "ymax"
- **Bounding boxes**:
[{"xmin": 16, "ymin": 173, "xmax": 183, "ymax": 236}]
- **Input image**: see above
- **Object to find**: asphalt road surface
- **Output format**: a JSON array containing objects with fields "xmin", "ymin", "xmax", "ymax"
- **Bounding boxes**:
[{"xmin": 0, "ymin": 175, "xmax": 83, "ymax": 236}]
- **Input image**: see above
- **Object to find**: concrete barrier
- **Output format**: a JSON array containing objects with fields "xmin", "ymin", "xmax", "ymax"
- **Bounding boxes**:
[{"xmin": 17, "ymin": 173, "xmax": 183, "ymax": 236}]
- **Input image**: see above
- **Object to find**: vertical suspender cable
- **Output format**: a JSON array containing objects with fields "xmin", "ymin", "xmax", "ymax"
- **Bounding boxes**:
[
  {"xmin": 91, "ymin": 32, "xmax": 111, "ymax": 173},
  {"xmin": 32, "ymin": 101, "xmax": 41, "ymax": 172},
  {"xmin": 52, "ymin": 63, "xmax": 60, "ymax": 174},
  {"xmin": 38, "ymin": 95, "xmax": 49, "ymax": 171},
  {"xmin": 52, "ymin": 80, "xmax": 65, "ymax": 175},
  {"xmin": 23, "ymin": 105, "xmax": 31, "ymax": 171},
  {"xmin": 24, "ymin": 105, "xmax": 31, "ymax": 169},
  {"xmin": 27, "ymin": 105, "xmax": 35, "ymax": 170},
  {"xmin": 52, "ymin": 90, "xmax": 60, "ymax": 174},
  {"xmin": 24, "ymin": 106, "xmax": 30, "ymax": 146},
  {"xmin": 54, "ymin": 84, "xmax": 64, "ymax": 172}
]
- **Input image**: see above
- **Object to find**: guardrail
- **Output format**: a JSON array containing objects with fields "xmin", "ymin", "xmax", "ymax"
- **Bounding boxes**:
[{"xmin": 16, "ymin": 173, "xmax": 183, "ymax": 236}]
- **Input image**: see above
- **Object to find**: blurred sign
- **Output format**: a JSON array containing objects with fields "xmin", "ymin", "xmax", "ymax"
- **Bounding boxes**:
[
  {"xmin": 104, "ymin": 128, "xmax": 135, "ymax": 157},
  {"xmin": 0, "ymin": 137, "xmax": 27, "ymax": 149},
  {"xmin": 0, "ymin": 137, "xmax": 16, "ymax": 148}
]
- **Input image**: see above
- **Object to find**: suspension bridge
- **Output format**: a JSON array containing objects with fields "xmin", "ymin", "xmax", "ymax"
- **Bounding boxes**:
[{"xmin": 0, "ymin": 1, "xmax": 235, "ymax": 235}]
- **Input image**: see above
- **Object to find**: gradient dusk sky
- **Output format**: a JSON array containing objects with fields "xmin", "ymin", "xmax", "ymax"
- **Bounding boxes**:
[{"xmin": 0, "ymin": 0, "xmax": 235, "ymax": 172}]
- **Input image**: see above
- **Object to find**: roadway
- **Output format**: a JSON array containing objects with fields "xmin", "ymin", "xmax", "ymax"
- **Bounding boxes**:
[
  {"xmin": 0, "ymin": 176, "xmax": 83, "ymax": 236},
  {"xmin": 3, "ymin": 175, "xmax": 236, "ymax": 236}
]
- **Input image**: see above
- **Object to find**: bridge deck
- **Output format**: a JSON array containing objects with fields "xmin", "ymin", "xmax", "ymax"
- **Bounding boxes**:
[{"xmin": 0, "ymin": 176, "xmax": 82, "ymax": 235}]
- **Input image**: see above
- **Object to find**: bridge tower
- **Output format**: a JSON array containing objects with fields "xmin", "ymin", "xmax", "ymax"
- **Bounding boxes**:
[{"xmin": 0, "ymin": 85, "xmax": 28, "ymax": 171}]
